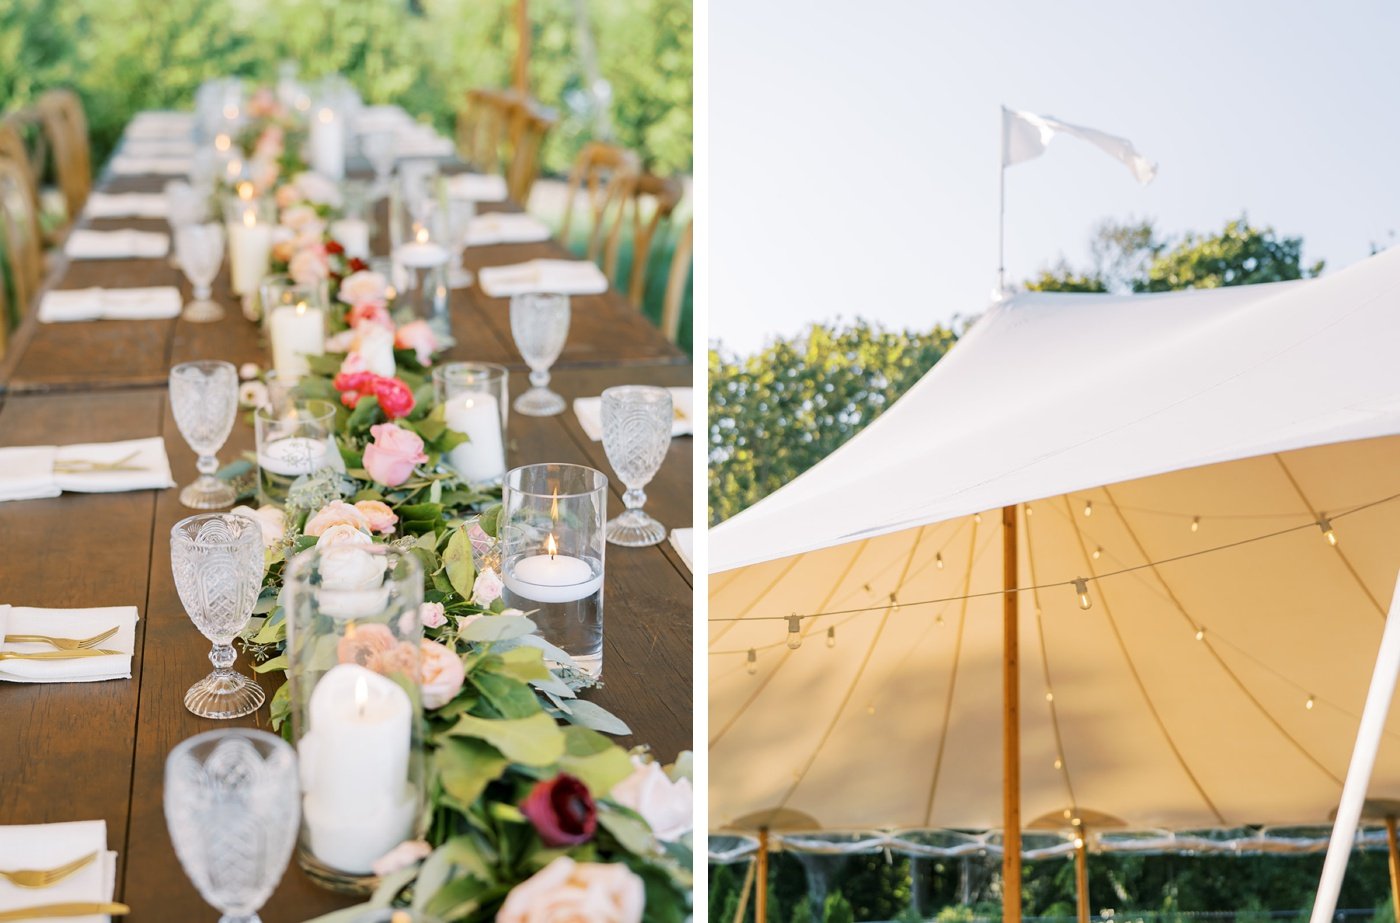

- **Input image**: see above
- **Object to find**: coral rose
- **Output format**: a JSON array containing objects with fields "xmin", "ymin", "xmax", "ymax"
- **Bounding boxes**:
[
  {"xmin": 393, "ymin": 319, "xmax": 439, "ymax": 365},
  {"xmin": 354, "ymin": 500, "xmax": 398, "ymax": 535},
  {"xmin": 497, "ymin": 858, "xmax": 644, "ymax": 923},
  {"xmin": 347, "ymin": 301, "xmax": 393, "ymax": 330},
  {"xmin": 304, "ymin": 500, "xmax": 371, "ymax": 536},
  {"xmin": 520, "ymin": 774, "xmax": 596, "ymax": 846},
  {"xmin": 363, "ymin": 423, "xmax": 427, "ymax": 487},
  {"xmin": 418, "ymin": 639, "xmax": 465, "ymax": 708}
]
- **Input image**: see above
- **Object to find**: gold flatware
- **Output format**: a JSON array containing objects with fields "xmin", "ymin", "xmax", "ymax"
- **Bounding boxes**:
[
  {"xmin": 0, "ymin": 902, "xmax": 129, "ymax": 921},
  {"xmin": 0, "ymin": 649, "xmax": 122, "ymax": 662},
  {"xmin": 52, "ymin": 450, "xmax": 144, "ymax": 475},
  {"xmin": 0, "ymin": 852, "xmax": 98, "ymax": 889},
  {"xmin": 3, "ymin": 627, "xmax": 119, "ymax": 651}
]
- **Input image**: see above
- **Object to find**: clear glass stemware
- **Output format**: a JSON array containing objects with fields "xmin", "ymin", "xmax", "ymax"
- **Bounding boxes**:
[
  {"xmin": 174, "ymin": 223, "xmax": 226, "ymax": 323},
  {"xmin": 444, "ymin": 196, "xmax": 475, "ymax": 289},
  {"xmin": 600, "ymin": 385, "xmax": 673, "ymax": 546},
  {"xmin": 360, "ymin": 129, "xmax": 397, "ymax": 198},
  {"xmin": 164, "ymin": 728, "xmax": 299, "ymax": 923},
  {"xmin": 510, "ymin": 292, "xmax": 570, "ymax": 416},
  {"xmin": 170, "ymin": 360, "xmax": 238, "ymax": 509},
  {"xmin": 170, "ymin": 513, "xmax": 266, "ymax": 719}
]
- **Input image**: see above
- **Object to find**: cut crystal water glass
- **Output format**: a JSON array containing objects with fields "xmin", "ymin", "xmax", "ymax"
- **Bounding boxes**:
[
  {"xmin": 170, "ymin": 360, "xmax": 238, "ymax": 510},
  {"xmin": 510, "ymin": 292, "xmax": 570, "ymax": 416},
  {"xmin": 175, "ymin": 223, "xmax": 226, "ymax": 323},
  {"xmin": 164, "ymin": 728, "xmax": 298, "ymax": 923},
  {"xmin": 170, "ymin": 513, "xmax": 266, "ymax": 719},
  {"xmin": 601, "ymin": 385, "xmax": 673, "ymax": 546}
]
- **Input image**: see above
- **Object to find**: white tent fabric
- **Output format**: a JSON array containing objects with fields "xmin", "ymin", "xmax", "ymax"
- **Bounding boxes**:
[{"xmin": 709, "ymin": 247, "xmax": 1400, "ymax": 834}]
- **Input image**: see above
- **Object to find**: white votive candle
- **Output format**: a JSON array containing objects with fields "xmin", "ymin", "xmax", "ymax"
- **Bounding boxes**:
[
  {"xmin": 257, "ymin": 435, "xmax": 329, "ymax": 476},
  {"xmin": 299, "ymin": 663, "xmax": 416, "ymax": 873},
  {"xmin": 228, "ymin": 212, "xmax": 272, "ymax": 296},
  {"xmin": 505, "ymin": 553, "xmax": 603, "ymax": 604},
  {"xmin": 396, "ymin": 241, "xmax": 448, "ymax": 268},
  {"xmin": 330, "ymin": 218, "xmax": 370, "ymax": 260},
  {"xmin": 310, "ymin": 107, "xmax": 345, "ymax": 179},
  {"xmin": 269, "ymin": 303, "xmax": 325, "ymax": 377},
  {"xmin": 443, "ymin": 391, "xmax": 505, "ymax": 485}
]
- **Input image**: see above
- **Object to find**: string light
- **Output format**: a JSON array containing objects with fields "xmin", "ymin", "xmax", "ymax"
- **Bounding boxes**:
[
  {"xmin": 786, "ymin": 615, "xmax": 802, "ymax": 650},
  {"xmin": 746, "ymin": 649, "xmax": 757, "ymax": 675},
  {"xmin": 935, "ymin": 613, "xmax": 945, "ymax": 626},
  {"xmin": 1195, "ymin": 627, "xmax": 1205, "ymax": 641},
  {"xmin": 1083, "ymin": 500, "xmax": 1093, "ymax": 518},
  {"xmin": 974, "ymin": 513, "xmax": 982, "ymax": 524},
  {"xmin": 826, "ymin": 626, "xmax": 836, "ymax": 648},
  {"xmin": 1073, "ymin": 577, "xmax": 1092, "ymax": 610},
  {"xmin": 1045, "ymin": 691, "xmax": 1054, "ymax": 702},
  {"xmin": 1318, "ymin": 516, "xmax": 1337, "ymax": 546},
  {"xmin": 889, "ymin": 592, "xmax": 900, "ymax": 612},
  {"xmin": 1306, "ymin": 694, "xmax": 1316, "ymax": 710},
  {"xmin": 866, "ymin": 704, "xmax": 876, "ymax": 716},
  {"xmin": 1025, "ymin": 505, "xmax": 1034, "ymax": 516},
  {"xmin": 1063, "ymin": 808, "xmax": 1073, "ymax": 820},
  {"xmin": 1073, "ymin": 837, "xmax": 1085, "ymax": 849},
  {"xmin": 1092, "ymin": 546, "xmax": 1103, "ymax": 561},
  {"xmin": 1054, "ymin": 758, "xmax": 1064, "ymax": 770},
  {"xmin": 1191, "ymin": 516, "xmax": 1200, "ymax": 533},
  {"xmin": 935, "ymin": 552, "xmax": 945, "ymax": 570}
]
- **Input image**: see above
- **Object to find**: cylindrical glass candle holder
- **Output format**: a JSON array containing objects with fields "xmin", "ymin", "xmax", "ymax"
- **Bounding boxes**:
[
  {"xmin": 432, "ymin": 362, "xmax": 508, "ymax": 487},
  {"xmin": 255, "ymin": 399, "xmax": 337, "ymax": 506},
  {"xmin": 223, "ymin": 195, "xmax": 274, "ymax": 298},
  {"xmin": 501, "ymin": 464, "xmax": 608, "ymax": 677},
  {"xmin": 284, "ymin": 545, "xmax": 425, "ymax": 894},
  {"xmin": 392, "ymin": 225, "xmax": 450, "ymax": 339},
  {"xmin": 260, "ymin": 274, "xmax": 328, "ymax": 379}
]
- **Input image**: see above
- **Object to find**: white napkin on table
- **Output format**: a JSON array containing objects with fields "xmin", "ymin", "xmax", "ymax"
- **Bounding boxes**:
[
  {"xmin": 572, "ymin": 387, "xmax": 694, "ymax": 442},
  {"xmin": 395, "ymin": 127, "xmax": 455, "ymax": 158},
  {"xmin": 0, "ymin": 820, "xmax": 117, "ymax": 921},
  {"xmin": 64, "ymin": 229, "xmax": 169, "ymax": 260},
  {"xmin": 119, "ymin": 139, "xmax": 197, "ymax": 159},
  {"xmin": 0, "ymin": 437, "xmax": 174, "ymax": 502},
  {"xmin": 0, "ymin": 446, "xmax": 61, "ymax": 501},
  {"xmin": 109, "ymin": 154, "xmax": 192, "ymax": 176},
  {"xmin": 0, "ymin": 605, "xmax": 139, "ymax": 683},
  {"xmin": 478, "ymin": 259, "xmax": 609, "ymax": 298},
  {"xmin": 466, "ymin": 212, "xmax": 551, "ymax": 247},
  {"xmin": 124, "ymin": 110, "xmax": 194, "ymax": 139},
  {"xmin": 40, "ymin": 287, "xmax": 182, "ymax": 323},
  {"xmin": 84, "ymin": 192, "xmax": 169, "ymax": 219},
  {"xmin": 447, "ymin": 173, "xmax": 508, "ymax": 203},
  {"xmin": 354, "ymin": 105, "xmax": 415, "ymax": 133},
  {"xmin": 669, "ymin": 529, "xmax": 693, "ymax": 573}
]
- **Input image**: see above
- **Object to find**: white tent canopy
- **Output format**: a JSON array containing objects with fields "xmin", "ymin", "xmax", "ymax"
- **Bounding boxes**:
[{"xmin": 709, "ymin": 246, "xmax": 1400, "ymax": 835}]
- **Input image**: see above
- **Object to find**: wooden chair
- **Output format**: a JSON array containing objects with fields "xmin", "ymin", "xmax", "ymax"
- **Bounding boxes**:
[
  {"xmin": 559, "ymin": 142, "xmax": 641, "ymax": 254},
  {"xmin": 457, "ymin": 88, "xmax": 512, "ymax": 174},
  {"xmin": 660, "ymin": 218, "xmax": 693, "ymax": 343},
  {"xmin": 456, "ymin": 89, "xmax": 556, "ymax": 204},
  {"xmin": 504, "ymin": 99, "xmax": 555, "ymax": 205},
  {"xmin": 35, "ymin": 89, "xmax": 92, "ymax": 222},
  {"xmin": 599, "ymin": 171, "xmax": 683, "ymax": 307},
  {"xmin": 0, "ymin": 154, "xmax": 45, "ymax": 351}
]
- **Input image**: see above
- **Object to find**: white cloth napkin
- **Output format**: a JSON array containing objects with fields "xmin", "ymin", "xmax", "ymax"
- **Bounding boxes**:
[
  {"xmin": 64, "ymin": 229, "xmax": 169, "ymax": 260},
  {"xmin": 395, "ymin": 127, "xmax": 455, "ymax": 158},
  {"xmin": 84, "ymin": 192, "xmax": 169, "ymax": 219},
  {"xmin": 109, "ymin": 154, "xmax": 192, "ymax": 176},
  {"xmin": 669, "ymin": 528, "xmax": 693, "ymax": 573},
  {"xmin": 0, "ymin": 438, "xmax": 175, "ymax": 502},
  {"xmin": 354, "ymin": 105, "xmax": 415, "ymax": 133},
  {"xmin": 0, "ymin": 820, "xmax": 118, "ymax": 921},
  {"xmin": 124, "ymin": 110, "xmax": 194, "ymax": 140},
  {"xmin": 465, "ymin": 212, "xmax": 551, "ymax": 247},
  {"xmin": 572, "ymin": 387, "xmax": 694, "ymax": 442},
  {"xmin": 119, "ymin": 139, "xmax": 197, "ymax": 159},
  {"xmin": 39, "ymin": 287, "xmax": 182, "ymax": 323},
  {"xmin": 478, "ymin": 259, "xmax": 609, "ymax": 298},
  {"xmin": 447, "ymin": 173, "xmax": 509, "ymax": 202},
  {"xmin": 0, "ymin": 605, "xmax": 139, "ymax": 683}
]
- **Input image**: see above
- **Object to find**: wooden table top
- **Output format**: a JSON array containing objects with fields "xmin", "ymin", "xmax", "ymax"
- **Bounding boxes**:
[{"xmin": 0, "ymin": 154, "xmax": 693, "ymax": 921}]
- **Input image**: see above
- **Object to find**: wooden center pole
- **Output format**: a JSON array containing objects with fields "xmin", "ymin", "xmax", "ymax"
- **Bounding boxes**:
[
  {"xmin": 1387, "ymin": 815, "xmax": 1400, "ymax": 923},
  {"xmin": 513, "ymin": 0, "xmax": 530, "ymax": 94},
  {"xmin": 1002, "ymin": 504, "xmax": 1022, "ymax": 923},
  {"xmin": 756, "ymin": 826, "xmax": 770, "ymax": 923},
  {"xmin": 1075, "ymin": 828, "xmax": 1090, "ymax": 923}
]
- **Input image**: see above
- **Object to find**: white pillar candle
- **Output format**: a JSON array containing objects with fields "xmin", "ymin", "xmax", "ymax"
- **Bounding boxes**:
[
  {"xmin": 269, "ymin": 303, "xmax": 325, "ymax": 378},
  {"xmin": 310, "ymin": 107, "xmax": 345, "ymax": 180},
  {"xmin": 227, "ymin": 212, "xmax": 272, "ymax": 296},
  {"xmin": 330, "ymin": 218, "xmax": 370, "ymax": 260},
  {"xmin": 299, "ymin": 663, "xmax": 416, "ymax": 873},
  {"xmin": 257, "ymin": 435, "xmax": 329, "ymax": 476},
  {"xmin": 396, "ymin": 241, "xmax": 448, "ymax": 268},
  {"xmin": 505, "ymin": 551, "xmax": 603, "ymax": 604},
  {"xmin": 443, "ymin": 391, "xmax": 506, "ymax": 485}
]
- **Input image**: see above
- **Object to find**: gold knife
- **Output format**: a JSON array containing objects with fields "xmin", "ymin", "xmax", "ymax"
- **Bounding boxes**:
[
  {"xmin": 0, "ymin": 903, "xmax": 130, "ymax": 921},
  {"xmin": 0, "ymin": 650, "xmax": 123, "ymax": 662}
]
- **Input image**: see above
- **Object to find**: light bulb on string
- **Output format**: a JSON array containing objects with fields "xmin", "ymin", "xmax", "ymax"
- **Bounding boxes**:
[
  {"xmin": 786, "ymin": 615, "xmax": 802, "ymax": 650},
  {"xmin": 974, "ymin": 513, "xmax": 982, "ymax": 524},
  {"xmin": 1045, "ymin": 691, "xmax": 1054, "ymax": 702},
  {"xmin": 867, "ymin": 703, "xmax": 876, "ymax": 716},
  {"xmin": 1073, "ymin": 837, "xmax": 1085, "ymax": 850},
  {"xmin": 1306, "ymin": 694, "xmax": 1316, "ymax": 710},
  {"xmin": 826, "ymin": 626, "xmax": 836, "ymax": 648},
  {"xmin": 1092, "ymin": 546, "xmax": 1103, "ymax": 561},
  {"xmin": 1318, "ymin": 516, "xmax": 1338, "ymax": 546},
  {"xmin": 1054, "ymin": 758, "xmax": 1064, "ymax": 770},
  {"xmin": 889, "ymin": 592, "xmax": 900, "ymax": 613},
  {"xmin": 1195, "ymin": 627, "xmax": 1205, "ymax": 642},
  {"xmin": 1073, "ymin": 577, "xmax": 1092, "ymax": 610},
  {"xmin": 935, "ymin": 552, "xmax": 944, "ymax": 570},
  {"xmin": 1191, "ymin": 516, "xmax": 1200, "ymax": 534},
  {"xmin": 1083, "ymin": 500, "xmax": 1093, "ymax": 518},
  {"xmin": 1025, "ymin": 505, "xmax": 1034, "ymax": 517},
  {"xmin": 935, "ymin": 613, "xmax": 945, "ymax": 627},
  {"xmin": 746, "ymin": 649, "xmax": 757, "ymax": 675}
]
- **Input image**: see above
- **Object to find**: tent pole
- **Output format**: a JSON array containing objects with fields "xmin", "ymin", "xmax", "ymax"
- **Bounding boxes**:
[
  {"xmin": 756, "ymin": 827, "xmax": 770, "ymax": 923},
  {"xmin": 513, "ymin": 0, "xmax": 530, "ymax": 95},
  {"xmin": 996, "ymin": 162, "xmax": 1006, "ymax": 295},
  {"xmin": 1387, "ymin": 816, "xmax": 1400, "ymax": 923},
  {"xmin": 1075, "ymin": 828, "xmax": 1090, "ymax": 923},
  {"xmin": 1002, "ymin": 504, "xmax": 1022, "ymax": 923},
  {"xmin": 1310, "ymin": 573, "xmax": 1400, "ymax": 923}
]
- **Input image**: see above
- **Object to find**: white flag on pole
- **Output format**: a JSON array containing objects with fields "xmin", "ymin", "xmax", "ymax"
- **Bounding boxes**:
[{"xmin": 1002, "ymin": 107, "xmax": 1157, "ymax": 184}]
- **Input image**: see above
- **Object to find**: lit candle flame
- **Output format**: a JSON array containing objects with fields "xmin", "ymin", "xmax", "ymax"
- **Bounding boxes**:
[
  {"xmin": 243, "ymin": 210, "xmax": 256, "ymax": 228},
  {"xmin": 295, "ymin": 300, "xmax": 308, "ymax": 316},
  {"xmin": 214, "ymin": 133, "xmax": 231, "ymax": 152},
  {"xmin": 236, "ymin": 181, "xmax": 254, "ymax": 200},
  {"xmin": 318, "ymin": 107, "xmax": 334, "ymax": 123},
  {"xmin": 546, "ymin": 533, "xmax": 558, "ymax": 560},
  {"xmin": 227, "ymin": 158, "xmax": 242, "ymax": 178},
  {"xmin": 223, "ymin": 105, "xmax": 239, "ymax": 120},
  {"xmin": 415, "ymin": 226, "xmax": 429, "ymax": 244},
  {"xmin": 354, "ymin": 674, "xmax": 368, "ymax": 717}
]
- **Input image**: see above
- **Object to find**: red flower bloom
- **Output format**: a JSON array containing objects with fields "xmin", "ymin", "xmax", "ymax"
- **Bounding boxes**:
[
  {"xmin": 332, "ymin": 370, "xmax": 378, "ymax": 409},
  {"xmin": 348, "ymin": 257, "xmax": 369, "ymax": 273},
  {"xmin": 372, "ymin": 376, "xmax": 416, "ymax": 419},
  {"xmin": 520, "ymin": 774, "xmax": 596, "ymax": 847},
  {"xmin": 325, "ymin": 239, "xmax": 345, "ymax": 255}
]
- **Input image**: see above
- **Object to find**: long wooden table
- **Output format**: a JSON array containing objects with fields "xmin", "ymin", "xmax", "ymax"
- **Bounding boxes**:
[{"xmin": 0, "ymin": 140, "xmax": 693, "ymax": 922}]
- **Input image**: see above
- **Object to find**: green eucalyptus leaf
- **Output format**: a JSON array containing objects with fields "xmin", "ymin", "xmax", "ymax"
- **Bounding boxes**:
[
  {"xmin": 558, "ymin": 699, "xmax": 631, "ymax": 736},
  {"xmin": 436, "ymin": 737, "xmax": 509, "ymax": 807},
  {"xmin": 478, "ymin": 505, "xmax": 502, "ymax": 538},
  {"xmin": 442, "ymin": 525, "xmax": 476, "ymax": 598},
  {"xmin": 495, "ymin": 646, "xmax": 551, "ymax": 683},
  {"xmin": 253, "ymin": 653, "xmax": 288, "ymax": 674},
  {"xmin": 472, "ymin": 671, "xmax": 542, "ymax": 719},
  {"xmin": 445, "ymin": 712, "xmax": 565, "ymax": 766},
  {"xmin": 346, "ymin": 394, "xmax": 382, "ymax": 431},
  {"xmin": 459, "ymin": 614, "xmax": 534, "ymax": 643}
]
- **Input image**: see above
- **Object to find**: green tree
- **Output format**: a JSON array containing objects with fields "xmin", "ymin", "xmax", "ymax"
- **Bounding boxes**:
[
  {"xmin": 822, "ymin": 893, "xmax": 855, "ymax": 923},
  {"xmin": 1137, "ymin": 217, "xmax": 1323, "ymax": 290}
]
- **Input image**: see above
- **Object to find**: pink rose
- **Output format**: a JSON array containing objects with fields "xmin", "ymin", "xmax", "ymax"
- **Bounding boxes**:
[
  {"xmin": 289, "ymin": 248, "xmax": 329, "ymax": 286},
  {"xmin": 363, "ymin": 423, "xmax": 427, "ymax": 487},
  {"xmin": 231, "ymin": 505, "xmax": 285, "ymax": 548},
  {"xmin": 471, "ymin": 568, "xmax": 503, "ymax": 607},
  {"xmin": 354, "ymin": 500, "xmax": 398, "ymax": 535},
  {"xmin": 270, "ymin": 237, "xmax": 297, "ymax": 264},
  {"xmin": 347, "ymin": 302, "xmax": 393, "ymax": 330},
  {"xmin": 305, "ymin": 500, "xmax": 370, "ymax": 536},
  {"xmin": 291, "ymin": 171, "xmax": 342, "ymax": 207},
  {"xmin": 371, "ymin": 840, "xmax": 431, "ymax": 878},
  {"xmin": 338, "ymin": 271, "xmax": 390, "ymax": 308},
  {"xmin": 498, "ymin": 857, "xmax": 644, "ymax": 923},
  {"xmin": 393, "ymin": 319, "xmax": 439, "ymax": 365},
  {"xmin": 315, "ymin": 522, "xmax": 373, "ymax": 549},
  {"xmin": 610, "ymin": 757, "xmax": 694, "ymax": 842},
  {"xmin": 250, "ymin": 156, "xmax": 280, "ymax": 195},
  {"xmin": 280, "ymin": 204, "xmax": 319, "ymax": 233},
  {"xmin": 419, "ymin": 639, "xmax": 465, "ymax": 708},
  {"xmin": 337, "ymin": 622, "xmax": 395, "ymax": 667},
  {"xmin": 275, "ymin": 183, "xmax": 301, "ymax": 209},
  {"xmin": 419, "ymin": 602, "xmax": 447, "ymax": 629}
]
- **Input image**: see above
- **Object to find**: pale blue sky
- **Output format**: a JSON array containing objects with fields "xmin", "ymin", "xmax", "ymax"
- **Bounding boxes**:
[{"xmin": 709, "ymin": 1, "xmax": 1400, "ymax": 354}]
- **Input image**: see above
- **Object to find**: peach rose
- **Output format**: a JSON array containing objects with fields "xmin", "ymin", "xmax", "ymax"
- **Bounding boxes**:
[
  {"xmin": 418, "ymin": 639, "xmax": 465, "ymax": 708},
  {"xmin": 289, "ymin": 247, "xmax": 330, "ymax": 287},
  {"xmin": 471, "ymin": 568, "xmax": 503, "ymax": 607},
  {"xmin": 394, "ymin": 319, "xmax": 439, "ymax": 365},
  {"xmin": 373, "ymin": 639, "xmax": 420, "ymax": 679},
  {"xmin": 231, "ymin": 505, "xmax": 285, "ymax": 548},
  {"xmin": 292, "ymin": 171, "xmax": 342, "ymax": 207},
  {"xmin": 363, "ymin": 423, "xmax": 427, "ymax": 488},
  {"xmin": 337, "ymin": 622, "xmax": 395, "ymax": 667},
  {"xmin": 275, "ymin": 183, "xmax": 301, "ymax": 209},
  {"xmin": 497, "ymin": 857, "xmax": 644, "ymax": 923},
  {"xmin": 280, "ymin": 204, "xmax": 320, "ymax": 233},
  {"xmin": 316, "ymin": 523, "xmax": 373, "ymax": 550},
  {"xmin": 610, "ymin": 758, "xmax": 694, "ymax": 842},
  {"xmin": 305, "ymin": 500, "xmax": 371, "ymax": 536},
  {"xmin": 354, "ymin": 500, "xmax": 398, "ymax": 535},
  {"xmin": 338, "ymin": 270, "xmax": 390, "ymax": 307},
  {"xmin": 419, "ymin": 602, "xmax": 447, "ymax": 629}
]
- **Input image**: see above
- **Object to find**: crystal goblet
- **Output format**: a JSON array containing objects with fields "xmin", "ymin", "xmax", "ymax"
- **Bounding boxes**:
[
  {"xmin": 170, "ymin": 360, "xmax": 238, "ymax": 510},
  {"xmin": 175, "ymin": 222, "xmax": 226, "ymax": 323},
  {"xmin": 600, "ymin": 385, "xmax": 673, "ymax": 546},
  {"xmin": 510, "ymin": 292, "xmax": 570, "ymax": 416},
  {"xmin": 444, "ymin": 195, "xmax": 475, "ymax": 289},
  {"xmin": 170, "ymin": 513, "xmax": 266, "ymax": 719},
  {"xmin": 360, "ymin": 129, "xmax": 397, "ymax": 199},
  {"xmin": 164, "ymin": 728, "xmax": 298, "ymax": 923}
]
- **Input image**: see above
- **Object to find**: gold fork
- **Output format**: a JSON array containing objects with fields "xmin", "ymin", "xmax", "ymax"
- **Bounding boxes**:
[
  {"xmin": 0, "ymin": 903, "xmax": 129, "ymax": 921},
  {"xmin": 0, "ymin": 851, "xmax": 98, "ymax": 889},
  {"xmin": 0, "ymin": 649, "xmax": 122, "ymax": 662},
  {"xmin": 3, "ymin": 626, "xmax": 119, "ymax": 651}
]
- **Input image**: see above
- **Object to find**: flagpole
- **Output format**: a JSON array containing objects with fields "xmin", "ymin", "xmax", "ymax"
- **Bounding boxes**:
[{"xmin": 997, "ymin": 107, "xmax": 1007, "ymax": 296}]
